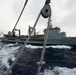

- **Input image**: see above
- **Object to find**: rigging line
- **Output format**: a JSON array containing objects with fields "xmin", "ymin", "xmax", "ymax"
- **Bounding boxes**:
[
  {"xmin": 0, "ymin": 39, "xmax": 7, "ymax": 51},
  {"xmin": 4, "ymin": 11, "xmax": 41, "ymax": 75},
  {"xmin": 0, "ymin": 0, "xmax": 28, "ymax": 51},
  {"xmin": 0, "ymin": 33, "xmax": 5, "ymax": 50},
  {"xmin": 0, "ymin": 44, "xmax": 5, "ymax": 50},
  {"xmin": 36, "ymin": 16, "xmax": 51, "ymax": 75},
  {"xmin": 12, "ymin": 0, "xmax": 28, "ymax": 33}
]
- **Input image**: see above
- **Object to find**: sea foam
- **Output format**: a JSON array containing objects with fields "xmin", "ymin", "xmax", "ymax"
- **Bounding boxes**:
[
  {"xmin": 0, "ymin": 43, "xmax": 73, "ymax": 75},
  {"xmin": 41, "ymin": 67, "xmax": 76, "ymax": 75},
  {"xmin": 26, "ymin": 44, "xmax": 71, "ymax": 49}
]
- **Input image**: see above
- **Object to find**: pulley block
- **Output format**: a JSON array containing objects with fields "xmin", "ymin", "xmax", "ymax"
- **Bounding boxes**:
[{"xmin": 41, "ymin": 4, "xmax": 51, "ymax": 18}]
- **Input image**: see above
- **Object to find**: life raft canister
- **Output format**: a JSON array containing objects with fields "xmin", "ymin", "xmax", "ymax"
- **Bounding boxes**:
[{"xmin": 41, "ymin": 4, "xmax": 51, "ymax": 18}]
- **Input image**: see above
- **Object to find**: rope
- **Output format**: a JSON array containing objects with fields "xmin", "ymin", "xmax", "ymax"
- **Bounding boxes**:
[
  {"xmin": 0, "ymin": 32, "xmax": 5, "ymax": 50},
  {"xmin": 0, "ymin": 44, "xmax": 5, "ymax": 50},
  {"xmin": 12, "ymin": 0, "xmax": 28, "ymax": 33},
  {"xmin": 3, "ymin": 0, "xmax": 51, "ymax": 74},
  {"xmin": 4, "ymin": 11, "xmax": 41, "ymax": 75},
  {"xmin": 0, "ymin": 0, "xmax": 28, "ymax": 51},
  {"xmin": 36, "ymin": 16, "xmax": 51, "ymax": 75}
]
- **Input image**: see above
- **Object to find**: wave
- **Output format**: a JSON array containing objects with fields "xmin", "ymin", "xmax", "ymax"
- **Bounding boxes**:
[
  {"xmin": 26, "ymin": 44, "xmax": 71, "ymax": 49},
  {"xmin": 41, "ymin": 67, "xmax": 76, "ymax": 75},
  {"xmin": 0, "ymin": 43, "xmax": 75, "ymax": 75},
  {"xmin": 0, "ymin": 43, "xmax": 71, "ymax": 69},
  {"xmin": 0, "ymin": 43, "xmax": 20, "ymax": 69}
]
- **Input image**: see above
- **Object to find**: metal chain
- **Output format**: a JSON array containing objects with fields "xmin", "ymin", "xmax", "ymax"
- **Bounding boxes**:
[
  {"xmin": 4, "ymin": 11, "xmax": 41, "ymax": 75},
  {"xmin": 36, "ymin": 16, "xmax": 51, "ymax": 75}
]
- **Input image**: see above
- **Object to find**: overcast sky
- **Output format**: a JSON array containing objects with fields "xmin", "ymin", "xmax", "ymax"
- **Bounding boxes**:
[{"xmin": 0, "ymin": 0, "xmax": 76, "ymax": 36}]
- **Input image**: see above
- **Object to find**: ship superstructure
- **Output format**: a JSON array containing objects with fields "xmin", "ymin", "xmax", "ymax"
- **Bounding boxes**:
[{"xmin": 1, "ymin": 24, "xmax": 76, "ymax": 46}]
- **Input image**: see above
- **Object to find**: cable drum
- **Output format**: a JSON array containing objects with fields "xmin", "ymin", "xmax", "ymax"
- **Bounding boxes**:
[{"xmin": 41, "ymin": 4, "xmax": 51, "ymax": 18}]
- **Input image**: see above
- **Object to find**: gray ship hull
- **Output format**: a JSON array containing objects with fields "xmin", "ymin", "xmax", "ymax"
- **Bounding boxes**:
[
  {"xmin": 1, "ymin": 36, "xmax": 76, "ymax": 46},
  {"xmin": 1, "ymin": 26, "xmax": 76, "ymax": 46}
]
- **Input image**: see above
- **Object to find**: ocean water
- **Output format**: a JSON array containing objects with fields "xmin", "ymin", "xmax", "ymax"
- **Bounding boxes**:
[{"xmin": 0, "ymin": 42, "xmax": 76, "ymax": 75}]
